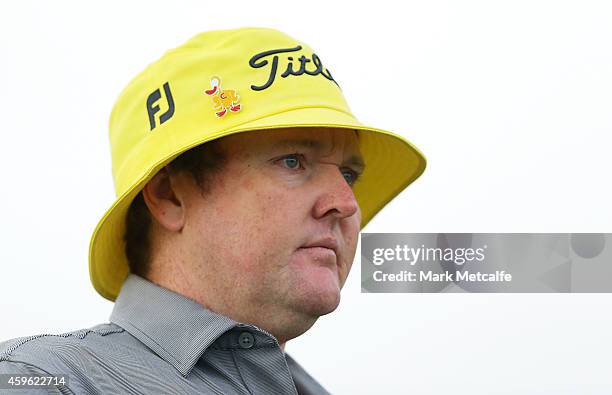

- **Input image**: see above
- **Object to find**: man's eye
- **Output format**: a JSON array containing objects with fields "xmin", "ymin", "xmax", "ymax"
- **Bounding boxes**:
[
  {"xmin": 342, "ymin": 169, "xmax": 360, "ymax": 186},
  {"xmin": 279, "ymin": 154, "xmax": 303, "ymax": 170}
]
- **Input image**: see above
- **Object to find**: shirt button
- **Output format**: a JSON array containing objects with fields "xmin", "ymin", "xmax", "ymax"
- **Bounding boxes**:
[{"xmin": 238, "ymin": 332, "xmax": 255, "ymax": 349}]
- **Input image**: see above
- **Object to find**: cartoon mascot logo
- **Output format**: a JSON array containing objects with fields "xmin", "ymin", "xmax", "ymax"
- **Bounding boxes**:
[{"xmin": 204, "ymin": 77, "xmax": 241, "ymax": 117}]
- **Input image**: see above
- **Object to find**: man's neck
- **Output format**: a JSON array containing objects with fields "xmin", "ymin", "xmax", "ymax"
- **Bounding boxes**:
[{"xmin": 143, "ymin": 271, "xmax": 296, "ymax": 352}]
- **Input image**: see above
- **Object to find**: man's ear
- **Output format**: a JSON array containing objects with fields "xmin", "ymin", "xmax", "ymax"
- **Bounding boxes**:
[{"xmin": 141, "ymin": 167, "xmax": 186, "ymax": 232}]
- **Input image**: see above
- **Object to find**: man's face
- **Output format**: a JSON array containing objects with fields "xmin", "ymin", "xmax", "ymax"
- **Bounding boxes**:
[{"xmin": 179, "ymin": 127, "xmax": 363, "ymax": 332}]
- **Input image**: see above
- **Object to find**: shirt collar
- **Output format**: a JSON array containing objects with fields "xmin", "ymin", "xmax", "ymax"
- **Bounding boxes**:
[{"xmin": 109, "ymin": 274, "xmax": 237, "ymax": 377}]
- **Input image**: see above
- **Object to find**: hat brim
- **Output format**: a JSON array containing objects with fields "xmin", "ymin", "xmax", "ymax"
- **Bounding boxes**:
[{"xmin": 89, "ymin": 106, "xmax": 426, "ymax": 301}]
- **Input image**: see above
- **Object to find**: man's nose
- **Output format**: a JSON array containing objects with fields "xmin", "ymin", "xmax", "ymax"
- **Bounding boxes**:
[{"xmin": 312, "ymin": 166, "xmax": 360, "ymax": 221}]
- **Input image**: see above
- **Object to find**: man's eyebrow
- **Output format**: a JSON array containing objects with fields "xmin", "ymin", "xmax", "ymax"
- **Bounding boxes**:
[
  {"xmin": 276, "ymin": 138, "xmax": 325, "ymax": 150},
  {"xmin": 346, "ymin": 155, "xmax": 366, "ymax": 172},
  {"xmin": 276, "ymin": 138, "xmax": 366, "ymax": 171}
]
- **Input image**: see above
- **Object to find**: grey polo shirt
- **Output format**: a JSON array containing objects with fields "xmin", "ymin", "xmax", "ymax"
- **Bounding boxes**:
[{"xmin": 0, "ymin": 274, "xmax": 331, "ymax": 394}]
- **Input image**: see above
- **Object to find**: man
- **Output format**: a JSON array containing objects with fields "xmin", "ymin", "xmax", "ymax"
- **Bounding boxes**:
[{"xmin": 0, "ymin": 27, "xmax": 426, "ymax": 394}]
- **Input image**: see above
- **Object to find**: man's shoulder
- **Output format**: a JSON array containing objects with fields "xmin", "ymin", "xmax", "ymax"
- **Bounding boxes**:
[
  {"xmin": 0, "ymin": 323, "xmax": 127, "ymax": 364},
  {"xmin": 0, "ymin": 323, "xmax": 130, "ymax": 393}
]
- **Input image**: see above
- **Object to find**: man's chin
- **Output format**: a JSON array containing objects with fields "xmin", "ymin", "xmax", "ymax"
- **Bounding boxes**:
[
  {"xmin": 267, "ymin": 285, "xmax": 342, "ymax": 343},
  {"xmin": 296, "ymin": 286, "xmax": 342, "ymax": 318},
  {"xmin": 286, "ymin": 259, "xmax": 343, "ymax": 316}
]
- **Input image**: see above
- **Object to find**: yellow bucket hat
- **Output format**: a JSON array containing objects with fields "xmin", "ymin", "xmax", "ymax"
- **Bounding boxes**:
[{"xmin": 90, "ymin": 27, "xmax": 427, "ymax": 301}]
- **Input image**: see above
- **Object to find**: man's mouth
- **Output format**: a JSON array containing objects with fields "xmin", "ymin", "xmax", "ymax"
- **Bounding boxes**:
[
  {"xmin": 298, "ymin": 236, "xmax": 339, "ymax": 266},
  {"xmin": 297, "ymin": 246, "xmax": 337, "ymax": 267},
  {"xmin": 300, "ymin": 236, "xmax": 339, "ymax": 256}
]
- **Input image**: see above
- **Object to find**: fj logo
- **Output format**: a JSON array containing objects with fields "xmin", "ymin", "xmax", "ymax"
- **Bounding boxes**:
[{"xmin": 146, "ymin": 82, "xmax": 175, "ymax": 130}]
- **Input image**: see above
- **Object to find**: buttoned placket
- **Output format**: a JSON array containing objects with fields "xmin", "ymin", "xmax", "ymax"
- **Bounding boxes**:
[{"xmin": 196, "ymin": 324, "xmax": 299, "ymax": 395}]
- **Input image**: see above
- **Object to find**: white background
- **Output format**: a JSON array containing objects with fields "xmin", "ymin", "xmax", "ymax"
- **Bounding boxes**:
[{"xmin": 1, "ymin": 1, "xmax": 611, "ymax": 394}]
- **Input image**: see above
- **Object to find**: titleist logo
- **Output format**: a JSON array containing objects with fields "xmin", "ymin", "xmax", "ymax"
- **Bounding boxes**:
[{"xmin": 248, "ymin": 45, "xmax": 338, "ymax": 91}]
